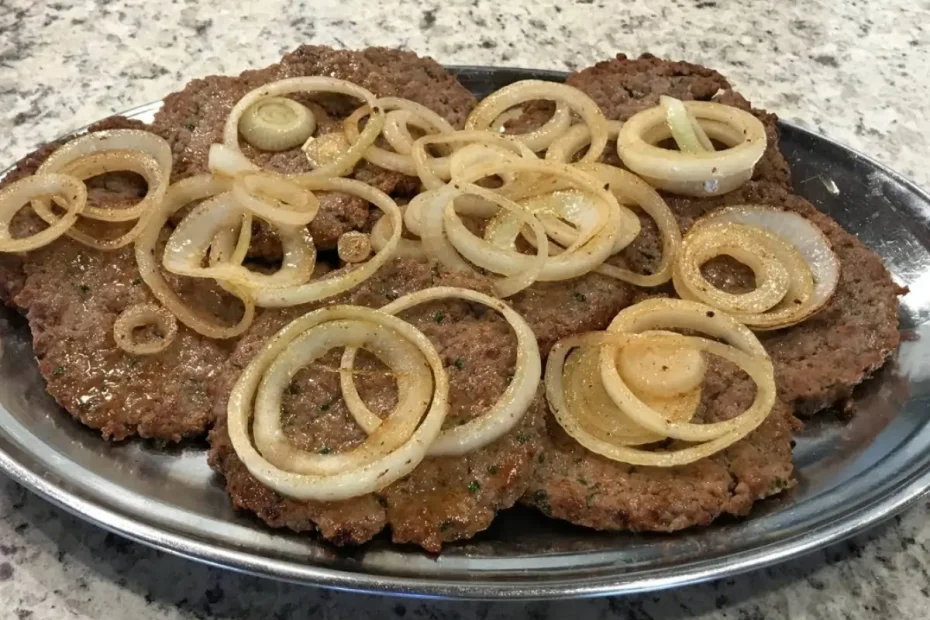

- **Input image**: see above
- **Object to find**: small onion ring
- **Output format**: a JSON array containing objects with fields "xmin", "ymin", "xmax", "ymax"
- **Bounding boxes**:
[
  {"xmin": 135, "ymin": 174, "xmax": 255, "ymax": 339},
  {"xmin": 411, "ymin": 130, "xmax": 537, "ymax": 190},
  {"xmin": 0, "ymin": 173, "xmax": 87, "ymax": 253},
  {"xmin": 548, "ymin": 328, "xmax": 775, "ymax": 466},
  {"xmin": 238, "ymin": 96, "xmax": 316, "ymax": 152},
  {"xmin": 227, "ymin": 305, "xmax": 449, "ymax": 501},
  {"xmin": 545, "ymin": 120, "xmax": 624, "ymax": 163},
  {"xmin": 112, "ymin": 303, "xmax": 178, "ymax": 355},
  {"xmin": 466, "ymin": 80, "xmax": 609, "ymax": 160},
  {"xmin": 337, "ymin": 231, "xmax": 372, "ymax": 263},
  {"xmin": 488, "ymin": 101, "xmax": 573, "ymax": 152},
  {"xmin": 690, "ymin": 205, "xmax": 841, "ymax": 329},
  {"xmin": 340, "ymin": 286, "xmax": 542, "ymax": 456},
  {"xmin": 617, "ymin": 100, "xmax": 766, "ymax": 197}
]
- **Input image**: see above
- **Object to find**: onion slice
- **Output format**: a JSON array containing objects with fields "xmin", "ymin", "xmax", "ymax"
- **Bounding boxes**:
[
  {"xmin": 227, "ymin": 305, "xmax": 449, "ymax": 501},
  {"xmin": 675, "ymin": 205, "xmax": 840, "ymax": 329},
  {"xmin": 340, "ymin": 287, "xmax": 541, "ymax": 456},
  {"xmin": 113, "ymin": 303, "xmax": 178, "ymax": 355},
  {"xmin": 0, "ymin": 174, "xmax": 87, "ymax": 253},
  {"xmin": 466, "ymin": 80, "xmax": 609, "ymax": 160},
  {"xmin": 135, "ymin": 174, "xmax": 255, "ymax": 339},
  {"xmin": 617, "ymin": 100, "xmax": 766, "ymax": 197}
]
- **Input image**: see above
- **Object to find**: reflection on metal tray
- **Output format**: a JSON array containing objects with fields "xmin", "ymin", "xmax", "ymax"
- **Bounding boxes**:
[{"xmin": 0, "ymin": 66, "xmax": 927, "ymax": 600}]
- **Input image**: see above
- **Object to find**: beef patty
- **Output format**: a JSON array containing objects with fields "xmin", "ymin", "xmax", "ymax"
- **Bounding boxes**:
[
  {"xmin": 5, "ymin": 118, "xmax": 238, "ymax": 441},
  {"xmin": 523, "ymin": 359, "xmax": 798, "ymax": 531},
  {"xmin": 208, "ymin": 257, "xmax": 546, "ymax": 551},
  {"xmin": 152, "ymin": 45, "xmax": 477, "ymax": 249}
]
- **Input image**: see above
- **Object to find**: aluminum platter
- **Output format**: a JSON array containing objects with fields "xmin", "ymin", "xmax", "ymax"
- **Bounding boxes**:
[{"xmin": 0, "ymin": 66, "xmax": 926, "ymax": 600}]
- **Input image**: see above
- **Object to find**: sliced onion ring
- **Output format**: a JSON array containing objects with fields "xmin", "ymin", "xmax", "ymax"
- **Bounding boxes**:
[
  {"xmin": 548, "ymin": 327, "xmax": 775, "ymax": 467},
  {"xmin": 113, "ymin": 302, "xmax": 178, "ymax": 355},
  {"xmin": 600, "ymin": 298, "xmax": 773, "ymax": 443},
  {"xmin": 576, "ymin": 163, "xmax": 682, "ymax": 287},
  {"xmin": 135, "ymin": 174, "xmax": 255, "ymax": 339},
  {"xmin": 411, "ymin": 130, "xmax": 536, "ymax": 190},
  {"xmin": 371, "ymin": 207, "xmax": 424, "ymax": 259},
  {"xmin": 466, "ymin": 80, "xmax": 609, "ymax": 160},
  {"xmin": 0, "ymin": 173, "xmax": 86, "ymax": 253},
  {"xmin": 340, "ymin": 286, "xmax": 541, "ymax": 456},
  {"xmin": 232, "ymin": 172, "xmax": 320, "ymax": 227},
  {"xmin": 489, "ymin": 101, "xmax": 572, "ymax": 152},
  {"xmin": 677, "ymin": 205, "xmax": 839, "ymax": 329},
  {"xmin": 617, "ymin": 100, "xmax": 766, "ymax": 197},
  {"xmin": 545, "ymin": 120, "xmax": 624, "ymax": 163},
  {"xmin": 227, "ymin": 305, "xmax": 449, "ymax": 501}
]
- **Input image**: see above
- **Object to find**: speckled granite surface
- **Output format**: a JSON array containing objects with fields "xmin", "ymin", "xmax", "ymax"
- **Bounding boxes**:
[{"xmin": 1, "ymin": 0, "xmax": 929, "ymax": 618}]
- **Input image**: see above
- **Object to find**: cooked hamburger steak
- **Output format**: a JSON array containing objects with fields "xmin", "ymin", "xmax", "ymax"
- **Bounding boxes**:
[
  {"xmin": 153, "ymin": 46, "xmax": 477, "ymax": 249},
  {"xmin": 208, "ymin": 258, "xmax": 545, "ymax": 550},
  {"xmin": 0, "ymin": 46, "xmax": 903, "ymax": 551}
]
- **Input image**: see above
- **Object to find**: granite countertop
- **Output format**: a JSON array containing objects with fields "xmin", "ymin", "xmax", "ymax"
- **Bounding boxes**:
[{"xmin": 1, "ymin": 0, "xmax": 929, "ymax": 618}]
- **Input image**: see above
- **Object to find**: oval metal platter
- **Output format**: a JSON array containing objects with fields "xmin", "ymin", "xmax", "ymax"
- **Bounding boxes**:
[{"xmin": 0, "ymin": 66, "xmax": 927, "ymax": 600}]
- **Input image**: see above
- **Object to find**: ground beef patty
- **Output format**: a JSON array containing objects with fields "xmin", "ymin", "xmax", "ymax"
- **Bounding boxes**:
[
  {"xmin": 152, "ymin": 45, "xmax": 477, "ymax": 249},
  {"xmin": 523, "ymin": 359, "xmax": 798, "ymax": 531},
  {"xmin": 565, "ymin": 53, "xmax": 792, "ymax": 190},
  {"xmin": 208, "ymin": 258, "xmax": 545, "ymax": 550},
  {"xmin": 0, "ymin": 116, "xmax": 151, "ymax": 308}
]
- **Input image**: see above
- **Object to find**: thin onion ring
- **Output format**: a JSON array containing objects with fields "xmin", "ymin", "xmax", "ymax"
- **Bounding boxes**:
[
  {"xmin": 0, "ymin": 173, "xmax": 87, "ymax": 253},
  {"xmin": 113, "ymin": 303, "xmax": 178, "ymax": 355},
  {"xmin": 227, "ymin": 305, "xmax": 449, "ymax": 501},
  {"xmin": 340, "ymin": 286, "xmax": 541, "ymax": 456}
]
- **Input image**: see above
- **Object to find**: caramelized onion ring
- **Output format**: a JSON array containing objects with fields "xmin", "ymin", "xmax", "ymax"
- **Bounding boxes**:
[
  {"xmin": 0, "ymin": 174, "xmax": 86, "ymax": 253},
  {"xmin": 113, "ymin": 303, "xmax": 178, "ymax": 355}
]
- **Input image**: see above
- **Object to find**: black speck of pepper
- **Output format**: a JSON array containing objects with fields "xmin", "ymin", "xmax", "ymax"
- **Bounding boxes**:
[
  {"xmin": 487, "ymin": 465, "xmax": 499, "ymax": 475},
  {"xmin": 516, "ymin": 432, "xmax": 530, "ymax": 444},
  {"xmin": 319, "ymin": 399, "xmax": 334, "ymax": 411},
  {"xmin": 52, "ymin": 366, "xmax": 65, "ymax": 377},
  {"xmin": 439, "ymin": 520, "xmax": 453, "ymax": 532},
  {"xmin": 319, "ymin": 447, "xmax": 331, "ymax": 455},
  {"xmin": 453, "ymin": 359, "xmax": 464, "ymax": 370},
  {"xmin": 706, "ymin": 310, "xmax": 715, "ymax": 317},
  {"xmin": 467, "ymin": 480, "xmax": 481, "ymax": 494},
  {"xmin": 286, "ymin": 382, "xmax": 300, "ymax": 395},
  {"xmin": 77, "ymin": 284, "xmax": 90, "ymax": 295},
  {"xmin": 185, "ymin": 123, "xmax": 195, "ymax": 131},
  {"xmin": 434, "ymin": 312, "xmax": 445, "ymax": 324},
  {"xmin": 573, "ymin": 292, "xmax": 587, "ymax": 302}
]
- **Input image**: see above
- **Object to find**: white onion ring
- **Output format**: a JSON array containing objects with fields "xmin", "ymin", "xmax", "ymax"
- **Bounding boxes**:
[
  {"xmin": 340, "ymin": 286, "xmax": 541, "ymax": 456},
  {"xmin": 232, "ymin": 172, "xmax": 320, "ymax": 227},
  {"xmin": 411, "ymin": 130, "xmax": 536, "ymax": 190},
  {"xmin": 113, "ymin": 302, "xmax": 178, "ymax": 355},
  {"xmin": 466, "ymin": 80, "xmax": 609, "ymax": 160},
  {"xmin": 488, "ymin": 101, "xmax": 573, "ymax": 152},
  {"xmin": 371, "ymin": 207, "xmax": 424, "ymax": 259},
  {"xmin": 135, "ymin": 174, "xmax": 255, "ymax": 339},
  {"xmin": 576, "ymin": 163, "xmax": 682, "ymax": 287},
  {"xmin": 617, "ymin": 100, "xmax": 766, "ymax": 197},
  {"xmin": 227, "ymin": 305, "xmax": 449, "ymax": 501},
  {"xmin": 0, "ymin": 173, "xmax": 86, "ymax": 253},
  {"xmin": 545, "ymin": 120, "xmax": 624, "ymax": 163}
]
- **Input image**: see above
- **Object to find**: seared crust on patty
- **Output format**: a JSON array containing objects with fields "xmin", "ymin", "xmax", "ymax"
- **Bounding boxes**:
[{"xmin": 208, "ymin": 258, "xmax": 545, "ymax": 551}]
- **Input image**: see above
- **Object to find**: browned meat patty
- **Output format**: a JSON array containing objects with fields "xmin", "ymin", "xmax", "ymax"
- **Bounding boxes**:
[
  {"xmin": 3, "ymin": 117, "xmax": 239, "ymax": 441},
  {"xmin": 153, "ymin": 45, "xmax": 477, "ymax": 249},
  {"xmin": 565, "ymin": 53, "xmax": 792, "ymax": 190},
  {"xmin": 523, "ymin": 359, "xmax": 799, "ymax": 531},
  {"xmin": 208, "ymin": 257, "xmax": 545, "ymax": 551},
  {"xmin": 0, "ymin": 116, "xmax": 151, "ymax": 308}
]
